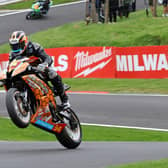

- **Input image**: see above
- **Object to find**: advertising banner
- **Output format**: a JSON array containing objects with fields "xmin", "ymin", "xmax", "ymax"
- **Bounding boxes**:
[
  {"xmin": 1, "ymin": 45, "xmax": 168, "ymax": 79},
  {"xmin": 46, "ymin": 46, "xmax": 116, "ymax": 78},
  {"xmin": 0, "ymin": 53, "xmax": 9, "ymax": 72},
  {"xmin": 71, "ymin": 47, "xmax": 115, "ymax": 78},
  {"xmin": 45, "ymin": 47, "xmax": 73, "ymax": 78},
  {"xmin": 115, "ymin": 46, "xmax": 168, "ymax": 78}
]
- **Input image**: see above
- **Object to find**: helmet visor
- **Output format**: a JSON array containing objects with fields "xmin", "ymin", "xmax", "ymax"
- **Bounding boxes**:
[{"xmin": 10, "ymin": 43, "xmax": 22, "ymax": 53}]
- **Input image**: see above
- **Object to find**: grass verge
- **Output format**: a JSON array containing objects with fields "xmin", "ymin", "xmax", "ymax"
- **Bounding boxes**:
[
  {"xmin": 108, "ymin": 159, "xmax": 168, "ymax": 168},
  {"xmin": 1, "ymin": 117, "xmax": 168, "ymax": 141},
  {"xmin": 0, "ymin": 7, "xmax": 166, "ymax": 53},
  {"xmin": 1, "ymin": 75, "xmax": 168, "ymax": 94},
  {"xmin": 63, "ymin": 78, "xmax": 168, "ymax": 94}
]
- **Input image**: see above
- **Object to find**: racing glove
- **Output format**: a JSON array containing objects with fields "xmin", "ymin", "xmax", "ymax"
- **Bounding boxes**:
[{"xmin": 37, "ymin": 62, "xmax": 48, "ymax": 72}]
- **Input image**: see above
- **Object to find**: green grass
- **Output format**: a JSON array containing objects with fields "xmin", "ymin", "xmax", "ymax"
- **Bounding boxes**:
[
  {"xmin": 0, "ymin": 0, "xmax": 77, "ymax": 10},
  {"xmin": 63, "ymin": 78, "xmax": 168, "ymax": 94},
  {"xmin": 0, "ymin": 7, "xmax": 167, "ymax": 53},
  {"xmin": 108, "ymin": 159, "xmax": 168, "ymax": 168},
  {"xmin": 1, "ymin": 117, "xmax": 168, "ymax": 141},
  {"xmin": 2, "ymin": 78, "xmax": 168, "ymax": 94}
]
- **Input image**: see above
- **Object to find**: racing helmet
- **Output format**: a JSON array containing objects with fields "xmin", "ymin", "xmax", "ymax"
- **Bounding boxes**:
[{"xmin": 9, "ymin": 31, "xmax": 28, "ymax": 55}]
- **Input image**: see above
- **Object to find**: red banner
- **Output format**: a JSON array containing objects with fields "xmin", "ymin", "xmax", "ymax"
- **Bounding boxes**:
[
  {"xmin": 71, "ymin": 47, "xmax": 115, "ymax": 78},
  {"xmin": 1, "ymin": 46, "xmax": 168, "ymax": 78},
  {"xmin": 46, "ymin": 47, "xmax": 115, "ymax": 78},
  {"xmin": 0, "ymin": 53, "xmax": 9, "ymax": 72},
  {"xmin": 115, "ymin": 46, "xmax": 168, "ymax": 78},
  {"xmin": 45, "ymin": 48, "xmax": 73, "ymax": 78}
]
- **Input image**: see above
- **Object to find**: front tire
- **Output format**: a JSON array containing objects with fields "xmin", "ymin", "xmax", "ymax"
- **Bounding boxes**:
[
  {"xmin": 6, "ymin": 88, "xmax": 30, "ymax": 128},
  {"xmin": 26, "ymin": 11, "xmax": 33, "ymax": 20},
  {"xmin": 55, "ymin": 109, "xmax": 82, "ymax": 149}
]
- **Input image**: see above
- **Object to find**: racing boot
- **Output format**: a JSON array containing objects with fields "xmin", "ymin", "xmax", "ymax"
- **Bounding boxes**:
[
  {"xmin": 51, "ymin": 75, "xmax": 70, "ymax": 110},
  {"xmin": 60, "ymin": 92, "xmax": 70, "ymax": 110}
]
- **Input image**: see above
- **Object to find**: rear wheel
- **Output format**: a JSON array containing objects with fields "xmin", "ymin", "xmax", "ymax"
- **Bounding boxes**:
[
  {"xmin": 55, "ymin": 108, "xmax": 82, "ymax": 149},
  {"xmin": 6, "ymin": 88, "xmax": 31, "ymax": 128}
]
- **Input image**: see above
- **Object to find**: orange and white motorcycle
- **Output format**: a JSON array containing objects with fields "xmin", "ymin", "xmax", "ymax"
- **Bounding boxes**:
[{"xmin": 0, "ymin": 56, "xmax": 82, "ymax": 149}]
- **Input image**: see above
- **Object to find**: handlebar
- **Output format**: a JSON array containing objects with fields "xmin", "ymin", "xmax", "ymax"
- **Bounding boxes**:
[{"xmin": 28, "ymin": 65, "xmax": 41, "ymax": 73}]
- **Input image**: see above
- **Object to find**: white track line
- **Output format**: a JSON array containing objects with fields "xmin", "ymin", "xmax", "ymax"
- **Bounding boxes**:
[
  {"xmin": 0, "ymin": 0, "xmax": 22, "ymax": 6},
  {"xmin": 0, "ymin": 0, "xmax": 85, "ymax": 17},
  {"xmin": 82, "ymin": 123, "xmax": 168, "ymax": 132},
  {"xmin": 1, "ymin": 91, "xmax": 168, "ymax": 132},
  {"xmin": 2, "ymin": 116, "xmax": 168, "ymax": 132},
  {"xmin": 1, "ymin": 90, "xmax": 168, "ymax": 97},
  {"xmin": 67, "ymin": 92, "xmax": 168, "ymax": 97}
]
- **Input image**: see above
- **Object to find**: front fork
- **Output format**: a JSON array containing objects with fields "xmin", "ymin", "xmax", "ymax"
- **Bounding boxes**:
[{"xmin": 18, "ymin": 89, "xmax": 30, "ymax": 112}]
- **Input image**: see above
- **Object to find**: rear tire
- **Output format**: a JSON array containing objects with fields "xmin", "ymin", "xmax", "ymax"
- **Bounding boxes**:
[
  {"xmin": 55, "ymin": 109, "xmax": 82, "ymax": 149},
  {"xmin": 6, "ymin": 88, "xmax": 30, "ymax": 128}
]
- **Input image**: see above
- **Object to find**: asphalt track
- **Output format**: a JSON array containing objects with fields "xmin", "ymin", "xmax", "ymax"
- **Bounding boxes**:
[
  {"xmin": 1, "ymin": 92, "xmax": 168, "ymax": 168},
  {"xmin": 1, "ymin": 1, "xmax": 167, "ymax": 167},
  {"xmin": 1, "ymin": 141, "xmax": 168, "ymax": 168},
  {"xmin": 1, "ymin": 92, "xmax": 168, "ymax": 129}
]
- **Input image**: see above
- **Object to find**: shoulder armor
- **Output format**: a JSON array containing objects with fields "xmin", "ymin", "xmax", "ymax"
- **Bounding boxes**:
[{"xmin": 32, "ymin": 42, "xmax": 42, "ymax": 51}]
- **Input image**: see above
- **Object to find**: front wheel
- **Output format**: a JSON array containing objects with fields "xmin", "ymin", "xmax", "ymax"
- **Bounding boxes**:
[
  {"xmin": 6, "ymin": 88, "xmax": 31, "ymax": 128},
  {"xmin": 55, "ymin": 108, "xmax": 82, "ymax": 149},
  {"xmin": 26, "ymin": 11, "xmax": 40, "ymax": 20},
  {"xmin": 26, "ymin": 11, "xmax": 33, "ymax": 20}
]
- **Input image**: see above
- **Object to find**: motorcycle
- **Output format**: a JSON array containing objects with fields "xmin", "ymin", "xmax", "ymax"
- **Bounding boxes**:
[
  {"xmin": 0, "ymin": 56, "xmax": 82, "ymax": 149},
  {"xmin": 26, "ymin": 0, "xmax": 53, "ymax": 20}
]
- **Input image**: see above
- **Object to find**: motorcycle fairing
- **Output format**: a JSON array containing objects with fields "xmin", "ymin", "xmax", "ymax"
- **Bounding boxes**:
[
  {"xmin": 33, "ymin": 112, "xmax": 66, "ymax": 133},
  {"xmin": 8, "ymin": 56, "xmax": 40, "ymax": 77},
  {"xmin": 25, "ymin": 56, "xmax": 40, "ymax": 64},
  {"xmin": 31, "ymin": 107, "xmax": 66, "ymax": 134},
  {"xmin": 32, "ymin": 2, "xmax": 41, "ymax": 12},
  {"xmin": 32, "ymin": 108, "xmax": 66, "ymax": 133},
  {"xmin": 12, "ymin": 62, "xmax": 29, "ymax": 77},
  {"xmin": 8, "ymin": 59, "xmax": 22, "ymax": 72},
  {"xmin": 23, "ymin": 74, "xmax": 56, "ymax": 107},
  {"xmin": 0, "ymin": 71, "xmax": 6, "ymax": 87},
  {"xmin": 22, "ymin": 74, "xmax": 66, "ymax": 133}
]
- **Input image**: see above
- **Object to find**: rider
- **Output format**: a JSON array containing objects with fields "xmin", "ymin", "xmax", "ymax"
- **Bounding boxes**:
[
  {"xmin": 8, "ymin": 30, "xmax": 70, "ymax": 110},
  {"xmin": 38, "ymin": 0, "xmax": 52, "ymax": 12}
]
